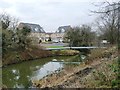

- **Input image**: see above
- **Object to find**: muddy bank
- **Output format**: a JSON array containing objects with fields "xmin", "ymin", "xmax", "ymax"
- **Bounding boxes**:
[{"xmin": 2, "ymin": 49, "xmax": 79, "ymax": 67}]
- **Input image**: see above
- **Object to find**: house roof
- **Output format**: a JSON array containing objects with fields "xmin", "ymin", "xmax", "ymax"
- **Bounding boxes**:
[
  {"xmin": 18, "ymin": 22, "xmax": 45, "ymax": 33},
  {"xmin": 56, "ymin": 25, "xmax": 72, "ymax": 33}
]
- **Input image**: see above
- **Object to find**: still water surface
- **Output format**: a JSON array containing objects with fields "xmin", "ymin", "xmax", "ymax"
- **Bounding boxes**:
[{"xmin": 3, "ymin": 55, "xmax": 84, "ymax": 88}]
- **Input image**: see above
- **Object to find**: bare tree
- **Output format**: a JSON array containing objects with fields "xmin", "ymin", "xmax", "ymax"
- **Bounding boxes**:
[
  {"xmin": 9, "ymin": 17, "xmax": 19, "ymax": 31},
  {"xmin": 92, "ymin": 1, "xmax": 120, "ymax": 88},
  {"xmin": 95, "ymin": 6, "xmax": 118, "ymax": 44},
  {"xmin": 92, "ymin": 1, "xmax": 120, "ymax": 44},
  {"xmin": 0, "ymin": 12, "xmax": 11, "ymax": 29},
  {"xmin": 0, "ymin": 12, "xmax": 19, "ymax": 30}
]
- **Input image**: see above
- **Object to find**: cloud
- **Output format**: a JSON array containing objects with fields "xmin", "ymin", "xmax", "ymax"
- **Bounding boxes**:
[{"xmin": 0, "ymin": 0, "xmax": 108, "ymax": 32}]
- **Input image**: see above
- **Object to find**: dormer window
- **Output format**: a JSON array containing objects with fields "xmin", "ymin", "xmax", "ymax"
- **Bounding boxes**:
[
  {"xmin": 35, "ymin": 27, "xmax": 39, "ymax": 32},
  {"xmin": 61, "ymin": 28, "xmax": 65, "ymax": 33}
]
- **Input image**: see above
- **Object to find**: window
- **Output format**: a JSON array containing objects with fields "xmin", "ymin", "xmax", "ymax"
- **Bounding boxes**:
[
  {"xmin": 61, "ymin": 28, "xmax": 65, "ymax": 33},
  {"xmin": 35, "ymin": 27, "xmax": 39, "ymax": 32}
]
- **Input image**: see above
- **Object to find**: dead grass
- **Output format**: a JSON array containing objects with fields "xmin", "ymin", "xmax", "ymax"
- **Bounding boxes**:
[
  {"xmin": 2, "ymin": 46, "xmax": 52, "ymax": 66},
  {"xmin": 81, "ymin": 58, "xmax": 118, "ymax": 88},
  {"xmin": 85, "ymin": 46, "xmax": 117, "ymax": 65}
]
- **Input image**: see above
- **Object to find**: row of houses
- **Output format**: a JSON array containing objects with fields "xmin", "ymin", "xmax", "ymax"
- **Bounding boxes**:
[{"xmin": 18, "ymin": 22, "xmax": 72, "ymax": 43}]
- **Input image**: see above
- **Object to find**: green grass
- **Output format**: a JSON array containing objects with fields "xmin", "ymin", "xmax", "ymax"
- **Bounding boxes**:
[{"xmin": 46, "ymin": 46, "xmax": 64, "ymax": 48}]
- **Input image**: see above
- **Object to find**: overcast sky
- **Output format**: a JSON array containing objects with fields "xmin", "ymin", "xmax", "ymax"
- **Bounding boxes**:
[{"xmin": 0, "ymin": 0, "xmax": 118, "ymax": 32}]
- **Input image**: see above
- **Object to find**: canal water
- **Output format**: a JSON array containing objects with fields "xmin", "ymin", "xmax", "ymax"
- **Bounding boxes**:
[{"xmin": 2, "ymin": 55, "xmax": 85, "ymax": 88}]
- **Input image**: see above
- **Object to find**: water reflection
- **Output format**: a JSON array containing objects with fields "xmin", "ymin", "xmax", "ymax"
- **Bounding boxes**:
[
  {"xmin": 2, "ymin": 55, "xmax": 83, "ymax": 88},
  {"xmin": 31, "ymin": 62, "xmax": 63, "ymax": 81}
]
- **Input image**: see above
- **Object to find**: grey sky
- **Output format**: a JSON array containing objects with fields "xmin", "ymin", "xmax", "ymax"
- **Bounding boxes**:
[{"xmin": 0, "ymin": 0, "xmax": 118, "ymax": 32}]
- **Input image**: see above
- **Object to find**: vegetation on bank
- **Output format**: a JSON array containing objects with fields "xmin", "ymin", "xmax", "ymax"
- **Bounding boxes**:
[
  {"xmin": 83, "ymin": 58, "xmax": 118, "ymax": 88},
  {"xmin": 2, "ymin": 45, "xmax": 51, "ymax": 66},
  {"xmin": 2, "ymin": 46, "xmax": 79, "ymax": 66},
  {"xmin": 52, "ymin": 50, "xmax": 79, "ymax": 56},
  {"xmin": 32, "ymin": 46, "xmax": 119, "ymax": 88},
  {"xmin": 82, "ymin": 46, "xmax": 119, "ymax": 88},
  {"xmin": 46, "ymin": 46, "xmax": 64, "ymax": 48}
]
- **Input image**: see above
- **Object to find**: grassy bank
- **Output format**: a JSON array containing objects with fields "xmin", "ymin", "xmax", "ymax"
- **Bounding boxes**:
[
  {"xmin": 45, "ymin": 46, "xmax": 64, "ymax": 48},
  {"xmin": 2, "ymin": 46, "xmax": 79, "ymax": 67},
  {"xmin": 32, "ymin": 46, "xmax": 119, "ymax": 88}
]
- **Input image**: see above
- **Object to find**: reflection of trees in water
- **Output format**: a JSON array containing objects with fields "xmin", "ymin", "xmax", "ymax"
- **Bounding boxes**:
[
  {"xmin": 2, "ymin": 58, "xmax": 51, "ymax": 88},
  {"xmin": 16, "ymin": 59, "xmax": 52, "ymax": 88},
  {"xmin": 63, "ymin": 54, "xmax": 87, "ymax": 67},
  {"xmin": 3, "ymin": 56, "xmax": 73, "ymax": 88},
  {"xmin": 65, "ymin": 55, "xmax": 84, "ymax": 62}
]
